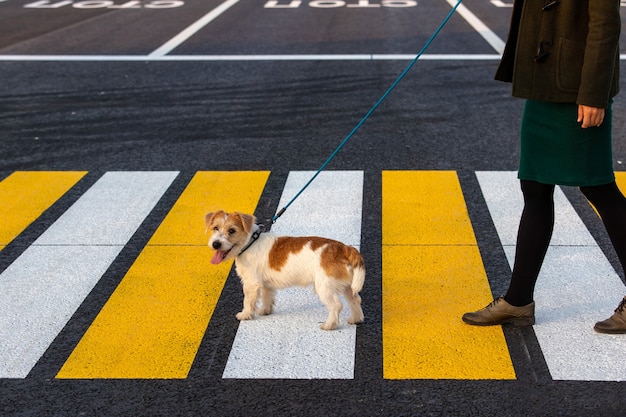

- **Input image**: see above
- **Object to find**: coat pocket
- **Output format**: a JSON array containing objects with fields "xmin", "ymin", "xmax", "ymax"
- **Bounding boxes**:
[{"xmin": 556, "ymin": 37, "xmax": 585, "ymax": 93}]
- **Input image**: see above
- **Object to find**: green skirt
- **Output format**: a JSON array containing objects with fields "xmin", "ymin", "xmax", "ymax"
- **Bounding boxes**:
[{"xmin": 518, "ymin": 100, "xmax": 615, "ymax": 187}]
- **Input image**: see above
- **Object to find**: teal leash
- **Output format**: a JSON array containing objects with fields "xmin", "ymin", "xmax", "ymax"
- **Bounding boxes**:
[{"xmin": 267, "ymin": 0, "xmax": 463, "ymax": 228}]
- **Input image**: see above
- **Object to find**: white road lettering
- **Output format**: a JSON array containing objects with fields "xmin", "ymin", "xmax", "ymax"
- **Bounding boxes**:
[
  {"xmin": 23, "ymin": 0, "xmax": 183, "ymax": 8},
  {"xmin": 265, "ymin": 0, "xmax": 416, "ymax": 7}
]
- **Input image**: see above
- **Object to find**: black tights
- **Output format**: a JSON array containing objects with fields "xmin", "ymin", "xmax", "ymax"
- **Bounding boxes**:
[{"xmin": 504, "ymin": 180, "xmax": 626, "ymax": 307}]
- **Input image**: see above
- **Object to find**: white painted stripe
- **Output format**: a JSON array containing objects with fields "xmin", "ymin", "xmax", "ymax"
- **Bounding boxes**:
[
  {"xmin": 223, "ymin": 171, "xmax": 363, "ymax": 379},
  {"xmin": 269, "ymin": 171, "xmax": 363, "ymax": 246},
  {"xmin": 149, "ymin": 0, "xmax": 240, "ymax": 57},
  {"xmin": 477, "ymin": 171, "xmax": 626, "ymax": 381},
  {"xmin": 0, "ymin": 54, "xmax": 502, "ymax": 62},
  {"xmin": 0, "ymin": 171, "xmax": 178, "ymax": 378},
  {"xmin": 36, "ymin": 172, "xmax": 178, "ymax": 245},
  {"xmin": 445, "ymin": 0, "xmax": 506, "ymax": 54},
  {"xmin": 371, "ymin": 54, "xmax": 501, "ymax": 60},
  {"xmin": 490, "ymin": 0, "xmax": 513, "ymax": 7},
  {"xmin": 6, "ymin": 54, "xmax": 626, "ymax": 62}
]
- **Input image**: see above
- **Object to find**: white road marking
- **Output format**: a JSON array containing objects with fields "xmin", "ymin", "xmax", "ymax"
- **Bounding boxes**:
[
  {"xmin": 0, "ymin": 171, "xmax": 178, "ymax": 378},
  {"xmin": 222, "ymin": 171, "xmax": 363, "ymax": 379},
  {"xmin": 149, "ymin": 0, "xmax": 240, "ymax": 57},
  {"xmin": 446, "ymin": 0, "xmax": 505, "ymax": 54},
  {"xmin": 477, "ymin": 171, "xmax": 626, "ymax": 381},
  {"xmin": 0, "ymin": 54, "xmax": 502, "ymax": 61},
  {"xmin": 490, "ymin": 0, "xmax": 512, "ymax": 7}
]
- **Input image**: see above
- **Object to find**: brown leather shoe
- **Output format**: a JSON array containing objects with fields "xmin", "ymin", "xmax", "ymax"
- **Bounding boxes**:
[
  {"xmin": 462, "ymin": 296, "xmax": 535, "ymax": 326},
  {"xmin": 594, "ymin": 297, "xmax": 626, "ymax": 334}
]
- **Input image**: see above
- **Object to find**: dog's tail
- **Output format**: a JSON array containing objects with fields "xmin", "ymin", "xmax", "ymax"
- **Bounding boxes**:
[{"xmin": 346, "ymin": 247, "xmax": 365, "ymax": 296}]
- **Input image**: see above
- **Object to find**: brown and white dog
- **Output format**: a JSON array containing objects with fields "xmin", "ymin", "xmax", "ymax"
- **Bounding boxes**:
[{"xmin": 205, "ymin": 210, "xmax": 365, "ymax": 330}]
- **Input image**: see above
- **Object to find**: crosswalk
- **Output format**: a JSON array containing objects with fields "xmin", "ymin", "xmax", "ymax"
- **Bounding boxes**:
[{"xmin": 1, "ymin": 170, "xmax": 625, "ymax": 381}]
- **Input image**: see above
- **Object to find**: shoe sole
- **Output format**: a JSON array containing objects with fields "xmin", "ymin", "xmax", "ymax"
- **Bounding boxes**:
[
  {"xmin": 462, "ymin": 316, "xmax": 535, "ymax": 327},
  {"xmin": 593, "ymin": 326, "xmax": 626, "ymax": 334}
]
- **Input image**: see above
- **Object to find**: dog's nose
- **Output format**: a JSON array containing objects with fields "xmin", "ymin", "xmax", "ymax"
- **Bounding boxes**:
[{"xmin": 212, "ymin": 241, "xmax": 222, "ymax": 250}]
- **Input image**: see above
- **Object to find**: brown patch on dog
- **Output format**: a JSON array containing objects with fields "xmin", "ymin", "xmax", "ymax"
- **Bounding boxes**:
[
  {"xmin": 228, "ymin": 212, "xmax": 256, "ymax": 235},
  {"xmin": 268, "ymin": 237, "xmax": 311, "ymax": 270},
  {"xmin": 320, "ymin": 241, "xmax": 363, "ymax": 282},
  {"xmin": 268, "ymin": 236, "xmax": 362, "ymax": 282},
  {"xmin": 204, "ymin": 210, "xmax": 226, "ymax": 233}
]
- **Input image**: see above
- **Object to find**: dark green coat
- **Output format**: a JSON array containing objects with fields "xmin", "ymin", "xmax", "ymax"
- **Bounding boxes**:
[{"xmin": 495, "ymin": 0, "xmax": 621, "ymax": 108}]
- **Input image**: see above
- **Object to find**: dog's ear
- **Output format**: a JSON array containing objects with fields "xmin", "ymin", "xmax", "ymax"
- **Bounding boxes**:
[
  {"xmin": 204, "ymin": 210, "xmax": 225, "ymax": 233},
  {"xmin": 234, "ymin": 212, "xmax": 256, "ymax": 234}
]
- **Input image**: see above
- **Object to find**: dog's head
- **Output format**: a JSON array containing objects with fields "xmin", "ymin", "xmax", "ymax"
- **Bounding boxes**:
[{"xmin": 205, "ymin": 210, "xmax": 256, "ymax": 264}]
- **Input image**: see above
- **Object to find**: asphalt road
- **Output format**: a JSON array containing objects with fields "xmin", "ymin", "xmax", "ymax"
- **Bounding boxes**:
[{"xmin": 1, "ymin": 0, "xmax": 626, "ymax": 416}]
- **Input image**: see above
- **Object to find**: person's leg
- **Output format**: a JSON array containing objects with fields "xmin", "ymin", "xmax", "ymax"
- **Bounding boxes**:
[
  {"xmin": 504, "ymin": 180, "xmax": 555, "ymax": 306},
  {"xmin": 580, "ymin": 182, "xmax": 626, "ymax": 334},
  {"xmin": 580, "ymin": 182, "xmax": 626, "ymax": 272},
  {"xmin": 463, "ymin": 180, "xmax": 554, "ymax": 326}
]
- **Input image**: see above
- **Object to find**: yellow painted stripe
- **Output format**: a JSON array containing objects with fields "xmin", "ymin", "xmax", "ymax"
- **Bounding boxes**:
[
  {"xmin": 0, "ymin": 171, "xmax": 86, "ymax": 247},
  {"xmin": 587, "ymin": 172, "xmax": 626, "ymax": 216},
  {"xmin": 616, "ymin": 172, "xmax": 626, "ymax": 193},
  {"xmin": 57, "ymin": 171, "xmax": 269, "ymax": 379},
  {"xmin": 382, "ymin": 171, "xmax": 515, "ymax": 380}
]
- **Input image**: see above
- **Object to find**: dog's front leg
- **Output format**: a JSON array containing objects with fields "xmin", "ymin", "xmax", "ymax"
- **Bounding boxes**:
[{"xmin": 236, "ymin": 283, "xmax": 260, "ymax": 321}]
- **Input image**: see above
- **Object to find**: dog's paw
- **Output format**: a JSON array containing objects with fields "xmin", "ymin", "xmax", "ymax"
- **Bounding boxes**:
[
  {"xmin": 319, "ymin": 321, "xmax": 338, "ymax": 331},
  {"xmin": 258, "ymin": 305, "xmax": 273, "ymax": 316},
  {"xmin": 236, "ymin": 311, "xmax": 254, "ymax": 321},
  {"xmin": 348, "ymin": 317, "xmax": 364, "ymax": 325},
  {"xmin": 348, "ymin": 309, "xmax": 365, "ymax": 324}
]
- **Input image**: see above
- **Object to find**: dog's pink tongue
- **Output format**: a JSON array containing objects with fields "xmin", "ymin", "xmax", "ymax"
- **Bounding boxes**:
[{"xmin": 211, "ymin": 251, "xmax": 226, "ymax": 265}]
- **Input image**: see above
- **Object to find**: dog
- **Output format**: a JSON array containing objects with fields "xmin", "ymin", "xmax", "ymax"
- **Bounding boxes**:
[{"xmin": 205, "ymin": 210, "xmax": 365, "ymax": 330}]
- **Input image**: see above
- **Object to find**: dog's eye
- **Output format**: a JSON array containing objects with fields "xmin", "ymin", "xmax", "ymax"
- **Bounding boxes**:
[
  {"xmin": 228, "ymin": 228, "xmax": 236, "ymax": 235},
  {"xmin": 213, "ymin": 226, "xmax": 219, "ymax": 231}
]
